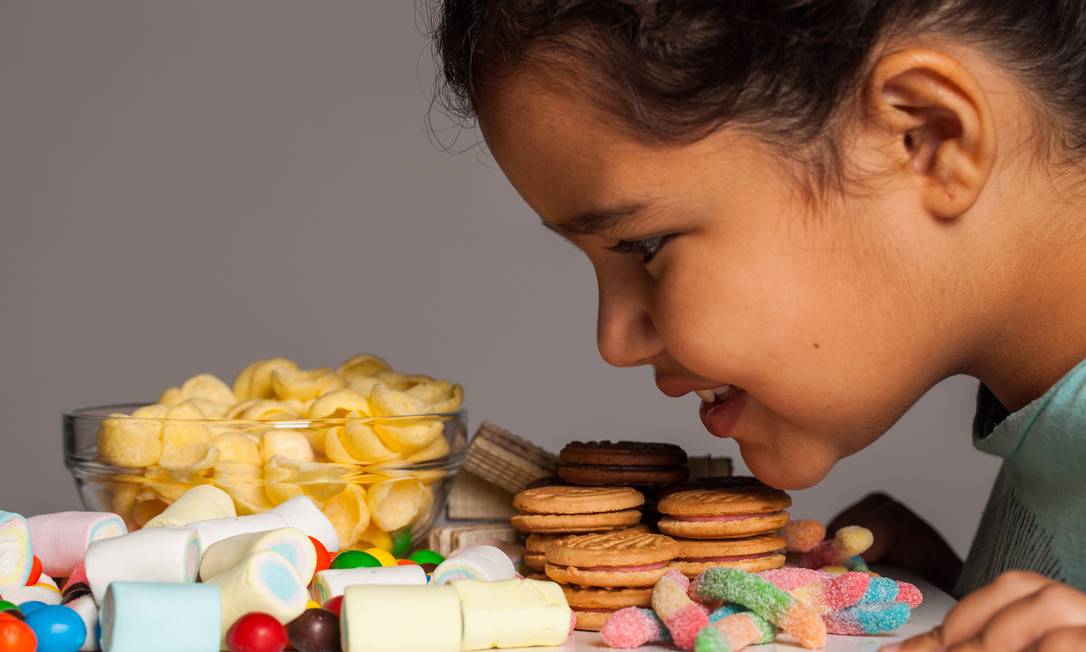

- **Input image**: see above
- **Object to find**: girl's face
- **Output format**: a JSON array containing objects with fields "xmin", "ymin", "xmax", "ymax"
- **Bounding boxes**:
[{"xmin": 480, "ymin": 73, "xmax": 970, "ymax": 489}]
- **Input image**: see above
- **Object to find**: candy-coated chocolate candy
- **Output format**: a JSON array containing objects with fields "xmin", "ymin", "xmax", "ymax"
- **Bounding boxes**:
[
  {"xmin": 309, "ymin": 537, "xmax": 331, "ymax": 574},
  {"xmin": 25, "ymin": 557, "xmax": 42, "ymax": 586},
  {"xmin": 305, "ymin": 600, "xmax": 321, "ymax": 610},
  {"xmin": 396, "ymin": 559, "xmax": 419, "ymax": 567},
  {"xmin": 390, "ymin": 528, "xmax": 412, "ymax": 559},
  {"xmin": 0, "ymin": 614, "xmax": 36, "ymax": 652},
  {"xmin": 24, "ymin": 604, "xmax": 87, "ymax": 652},
  {"xmin": 321, "ymin": 596, "xmax": 343, "ymax": 618},
  {"xmin": 225, "ymin": 612, "xmax": 288, "ymax": 652},
  {"xmin": 60, "ymin": 583, "xmax": 91, "ymax": 604},
  {"xmin": 330, "ymin": 550, "xmax": 379, "ymax": 570},
  {"xmin": 0, "ymin": 601, "xmax": 16, "ymax": 613},
  {"xmin": 419, "ymin": 562, "xmax": 439, "ymax": 574},
  {"xmin": 408, "ymin": 549, "xmax": 445, "ymax": 566},
  {"xmin": 362, "ymin": 548, "xmax": 396, "ymax": 567},
  {"xmin": 17, "ymin": 601, "xmax": 46, "ymax": 616},
  {"xmin": 286, "ymin": 608, "xmax": 339, "ymax": 652}
]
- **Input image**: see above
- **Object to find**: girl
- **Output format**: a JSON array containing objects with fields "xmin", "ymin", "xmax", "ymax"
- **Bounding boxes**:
[{"xmin": 430, "ymin": 2, "xmax": 1086, "ymax": 650}]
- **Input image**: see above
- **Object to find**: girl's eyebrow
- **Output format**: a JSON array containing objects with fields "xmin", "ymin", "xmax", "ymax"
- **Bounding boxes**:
[{"xmin": 542, "ymin": 201, "xmax": 655, "ymax": 237}]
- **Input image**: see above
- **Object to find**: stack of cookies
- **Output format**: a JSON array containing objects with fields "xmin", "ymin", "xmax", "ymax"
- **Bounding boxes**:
[
  {"xmin": 656, "ymin": 477, "xmax": 790, "ymax": 577},
  {"xmin": 557, "ymin": 441, "xmax": 690, "ymax": 486},
  {"xmin": 511, "ymin": 486, "xmax": 645, "ymax": 577},
  {"xmin": 546, "ymin": 530, "xmax": 678, "ymax": 631}
]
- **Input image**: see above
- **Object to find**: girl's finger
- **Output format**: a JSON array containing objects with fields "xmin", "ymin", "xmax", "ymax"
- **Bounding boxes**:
[
  {"xmin": 937, "ymin": 570, "xmax": 1054, "ymax": 646},
  {"xmin": 945, "ymin": 582, "xmax": 1086, "ymax": 652}
]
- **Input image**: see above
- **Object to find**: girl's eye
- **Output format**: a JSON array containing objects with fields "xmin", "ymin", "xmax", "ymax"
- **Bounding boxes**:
[{"xmin": 607, "ymin": 235, "xmax": 674, "ymax": 263}]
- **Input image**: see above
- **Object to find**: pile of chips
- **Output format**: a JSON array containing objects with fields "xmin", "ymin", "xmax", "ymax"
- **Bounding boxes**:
[{"xmin": 95, "ymin": 354, "xmax": 464, "ymax": 549}]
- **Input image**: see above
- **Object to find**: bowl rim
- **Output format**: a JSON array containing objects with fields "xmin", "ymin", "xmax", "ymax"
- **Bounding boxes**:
[{"xmin": 63, "ymin": 402, "xmax": 466, "ymax": 428}]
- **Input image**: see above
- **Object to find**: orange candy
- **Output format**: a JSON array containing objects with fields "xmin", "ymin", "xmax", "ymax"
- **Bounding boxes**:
[
  {"xmin": 25, "ymin": 557, "xmax": 42, "ymax": 586},
  {"xmin": 310, "ymin": 536, "xmax": 331, "ymax": 574},
  {"xmin": 0, "ymin": 613, "xmax": 37, "ymax": 652},
  {"xmin": 396, "ymin": 559, "xmax": 419, "ymax": 567}
]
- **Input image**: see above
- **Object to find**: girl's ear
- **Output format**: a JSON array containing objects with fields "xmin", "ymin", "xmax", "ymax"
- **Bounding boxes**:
[{"xmin": 866, "ymin": 49, "xmax": 996, "ymax": 219}]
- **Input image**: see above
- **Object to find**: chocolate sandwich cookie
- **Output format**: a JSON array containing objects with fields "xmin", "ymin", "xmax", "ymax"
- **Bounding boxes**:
[
  {"xmin": 671, "ymin": 533, "xmax": 786, "ymax": 577},
  {"xmin": 562, "ymin": 585, "xmax": 654, "ymax": 631},
  {"xmin": 545, "ymin": 530, "xmax": 678, "ymax": 588},
  {"xmin": 657, "ymin": 478, "xmax": 791, "ymax": 539},
  {"xmin": 511, "ymin": 486, "xmax": 644, "ymax": 534},
  {"xmin": 558, "ymin": 441, "xmax": 690, "ymax": 486}
]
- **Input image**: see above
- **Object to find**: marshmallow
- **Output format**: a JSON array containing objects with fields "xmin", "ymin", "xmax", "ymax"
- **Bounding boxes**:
[
  {"xmin": 453, "ymin": 579, "xmax": 572, "ymax": 650},
  {"xmin": 431, "ymin": 544, "xmax": 517, "ymax": 585},
  {"xmin": 311, "ymin": 565, "xmax": 427, "ymax": 604},
  {"xmin": 204, "ymin": 550, "xmax": 308, "ymax": 636},
  {"xmin": 0, "ymin": 583, "xmax": 61, "ymax": 605},
  {"xmin": 84, "ymin": 527, "xmax": 200, "ymax": 601},
  {"xmin": 342, "ymin": 584, "xmax": 461, "ymax": 652},
  {"xmin": 143, "ymin": 485, "xmax": 237, "ymax": 528},
  {"xmin": 187, "ymin": 512, "xmax": 288, "ymax": 551},
  {"xmin": 271, "ymin": 496, "xmax": 340, "ymax": 552},
  {"xmin": 66, "ymin": 594, "xmax": 100, "ymax": 651},
  {"xmin": 27, "ymin": 511, "xmax": 127, "ymax": 577},
  {"xmin": 0, "ymin": 510, "xmax": 32, "ymax": 586},
  {"xmin": 100, "ymin": 581, "xmax": 220, "ymax": 652},
  {"xmin": 199, "ymin": 527, "xmax": 316, "ymax": 583}
]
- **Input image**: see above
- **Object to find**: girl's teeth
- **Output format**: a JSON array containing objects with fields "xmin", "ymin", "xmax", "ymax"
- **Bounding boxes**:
[{"xmin": 696, "ymin": 385, "xmax": 734, "ymax": 402}]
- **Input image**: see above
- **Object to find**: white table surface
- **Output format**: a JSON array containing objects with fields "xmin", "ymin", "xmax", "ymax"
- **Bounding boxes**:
[{"xmin": 507, "ymin": 568, "xmax": 953, "ymax": 652}]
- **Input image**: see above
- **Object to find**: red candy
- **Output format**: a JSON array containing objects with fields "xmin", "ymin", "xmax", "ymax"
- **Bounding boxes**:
[
  {"xmin": 225, "ymin": 612, "xmax": 288, "ymax": 652},
  {"xmin": 396, "ymin": 559, "xmax": 419, "ymax": 567},
  {"xmin": 321, "ymin": 596, "xmax": 343, "ymax": 618},
  {"xmin": 0, "ymin": 613, "xmax": 37, "ymax": 652},
  {"xmin": 310, "ymin": 537, "xmax": 331, "ymax": 574},
  {"xmin": 25, "ymin": 557, "xmax": 42, "ymax": 586}
]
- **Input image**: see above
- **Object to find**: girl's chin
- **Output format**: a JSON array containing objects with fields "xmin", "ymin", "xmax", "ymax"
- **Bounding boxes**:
[{"xmin": 740, "ymin": 446, "xmax": 836, "ymax": 490}]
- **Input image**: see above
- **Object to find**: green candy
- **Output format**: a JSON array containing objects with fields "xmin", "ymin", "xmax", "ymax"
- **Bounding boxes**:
[
  {"xmin": 0, "ymin": 600, "xmax": 16, "ymax": 612},
  {"xmin": 391, "ymin": 527, "xmax": 413, "ymax": 558},
  {"xmin": 331, "ymin": 550, "xmax": 381, "ymax": 569},
  {"xmin": 408, "ymin": 548, "xmax": 445, "ymax": 565}
]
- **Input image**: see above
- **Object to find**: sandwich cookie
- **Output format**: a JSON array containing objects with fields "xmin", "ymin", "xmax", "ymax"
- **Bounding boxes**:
[
  {"xmin": 671, "ymin": 533, "xmax": 786, "ymax": 577},
  {"xmin": 524, "ymin": 533, "xmax": 567, "ymax": 571},
  {"xmin": 511, "ymin": 486, "xmax": 644, "ymax": 534},
  {"xmin": 657, "ymin": 479, "xmax": 791, "ymax": 539},
  {"xmin": 561, "ymin": 585, "xmax": 653, "ymax": 632},
  {"xmin": 545, "ymin": 531, "xmax": 678, "ymax": 589},
  {"xmin": 558, "ymin": 441, "xmax": 689, "ymax": 486}
]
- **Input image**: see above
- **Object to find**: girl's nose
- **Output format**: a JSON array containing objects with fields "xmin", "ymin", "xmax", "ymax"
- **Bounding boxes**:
[{"xmin": 595, "ymin": 268, "xmax": 665, "ymax": 368}]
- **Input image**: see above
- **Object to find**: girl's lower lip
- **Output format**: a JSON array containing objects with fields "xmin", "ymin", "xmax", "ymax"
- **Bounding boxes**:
[{"xmin": 698, "ymin": 390, "xmax": 747, "ymax": 438}]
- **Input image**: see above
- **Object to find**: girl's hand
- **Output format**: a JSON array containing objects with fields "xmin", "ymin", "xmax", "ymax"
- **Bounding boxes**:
[
  {"xmin": 888, "ymin": 571, "xmax": 1086, "ymax": 651},
  {"xmin": 828, "ymin": 492, "xmax": 962, "ymax": 593}
]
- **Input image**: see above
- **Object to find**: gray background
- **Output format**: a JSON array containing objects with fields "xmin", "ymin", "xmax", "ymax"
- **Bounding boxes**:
[{"xmin": 0, "ymin": 2, "xmax": 1000, "ymax": 557}]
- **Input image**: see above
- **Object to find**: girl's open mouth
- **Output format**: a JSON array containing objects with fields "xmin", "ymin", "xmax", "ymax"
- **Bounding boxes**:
[{"xmin": 698, "ymin": 386, "xmax": 747, "ymax": 438}]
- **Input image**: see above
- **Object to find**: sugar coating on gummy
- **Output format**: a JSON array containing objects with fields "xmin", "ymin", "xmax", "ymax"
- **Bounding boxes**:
[
  {"xmin": 452, "ymin": 579, "xmax": 572, "ymax": 650},
  {"xmin": 794, "ymin": 526, "xmax": 873, "ymax": 569},
  {"xmin": 652, "ymin": 570, "xmax": 709, "ymax": 651},
  {"xmin": 311, "ymin": 565, "xmax": 427, "ymax": 604},
  {"xmin": 694, "ymin": 612, "xmax": 776, "ymax": 652},
  {"xmin": 600, "ymin": 607, "xmax": 671, "ymax": 649},
  {"xmin": 759, "ymin": 568, "xmax": 871, "ymax": 613},
  {"xmin": 205, "ymin": 550, "xmax": 308, "ymax": 636},
  {"xmin": 84, "ymin": 527, "xmax": 200, "ymax": 602},
  {"xmin": 143, "ymin": 485, "xmax": 236, "ymax": 528},
  {"xmin": 100, "ymin": 582, "xmax": 221, "ymax": 652},
  {"xmin": 696, "ymin": 567, "xmax": 826, "ymax": 649},
  {"xmin": 271, "ymin": 496, "xmax": 341, "ymax": 553},
  {"xmin": 199, "ymin": 527, "xmax": 317, "ymax": 583},
  {"xmin": 27, "ymin": 512, "xmax": 127, "ymax": 579},
  {"xmin": 0, "ymin": 511, "xmax": 33, "ymax": 587},
  {"xmin": 430, "ymin": 544, "xmax": 516, "ymax": 585},
  {"xmin": 782, "ymin": 520, "xmax": 825, "ymax": 554},
  {"xmin": 824, "ymin": 602, "xmax": 912, "ymax": 635}
]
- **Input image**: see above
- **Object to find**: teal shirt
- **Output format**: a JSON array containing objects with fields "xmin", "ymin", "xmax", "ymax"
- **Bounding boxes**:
[{"xmin": 956, "ymin": 357, "xmax": 1086, "ymax": 597}]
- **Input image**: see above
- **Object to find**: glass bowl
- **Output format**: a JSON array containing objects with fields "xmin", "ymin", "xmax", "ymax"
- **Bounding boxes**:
[{"xmin": 64, "ymin": 403, "xmax": 467, "ymax": 551}]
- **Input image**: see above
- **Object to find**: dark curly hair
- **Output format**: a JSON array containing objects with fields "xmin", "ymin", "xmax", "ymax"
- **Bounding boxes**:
[{"xmin": 427, "ymin": 1, "xmax": 1086, "ymax": 191}]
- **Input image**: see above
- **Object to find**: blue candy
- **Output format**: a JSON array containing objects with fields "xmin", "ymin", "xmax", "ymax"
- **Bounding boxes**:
[
  {"xmin": 18, "ymin": 600, "xmax": 47, "ymax": 615},
  {"xmin": 25, "ymin": 604, "xmax": 87, "ymax": 652}
]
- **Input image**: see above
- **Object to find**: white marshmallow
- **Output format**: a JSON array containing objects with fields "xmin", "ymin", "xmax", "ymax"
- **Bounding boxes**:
[
  {"xmin": 430, "ymin": 544, "xmax": 517, "ymax": 585},
  {"xmin": 187, "ymin": 512, "xmax": 288, "ymax": 551},
  {"xmin": 271, "ymin": 496, "xmax": 340, "ymax": 552},
  {"xmin": 311, "ymin": 565, "xmax": 426, "ymax": 604},
  {"xmin": 66, "ymin": 593, "xmax": 100, "ymax": 651},
  {"xmin": 144, "ymin": 485, "xmax": 237, "ymax": 528},
  {"xmin": 204, "ymin": 550, "xmax": 308, "ymax": 637},
  {"xmin": 342, "ymin": 584, "xmax": 461, "ymax": 652},
  {"xmin": 0, "ymin": 510, "xmax": 32, "ymax": 586},
  {"xmin": 199, "ymin": 527, "xmax": 316, "ymax": 583},
  {"xmin": 84, "ymin": 526, "xmax": 200, "ymax": 602},
  {"xmin": 0, "ymin": 584, "xmax": 61, "ymax": 605},
  {"xmin": 453, "ymin": 579, "xmax": 572, "ymax": 650}
]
